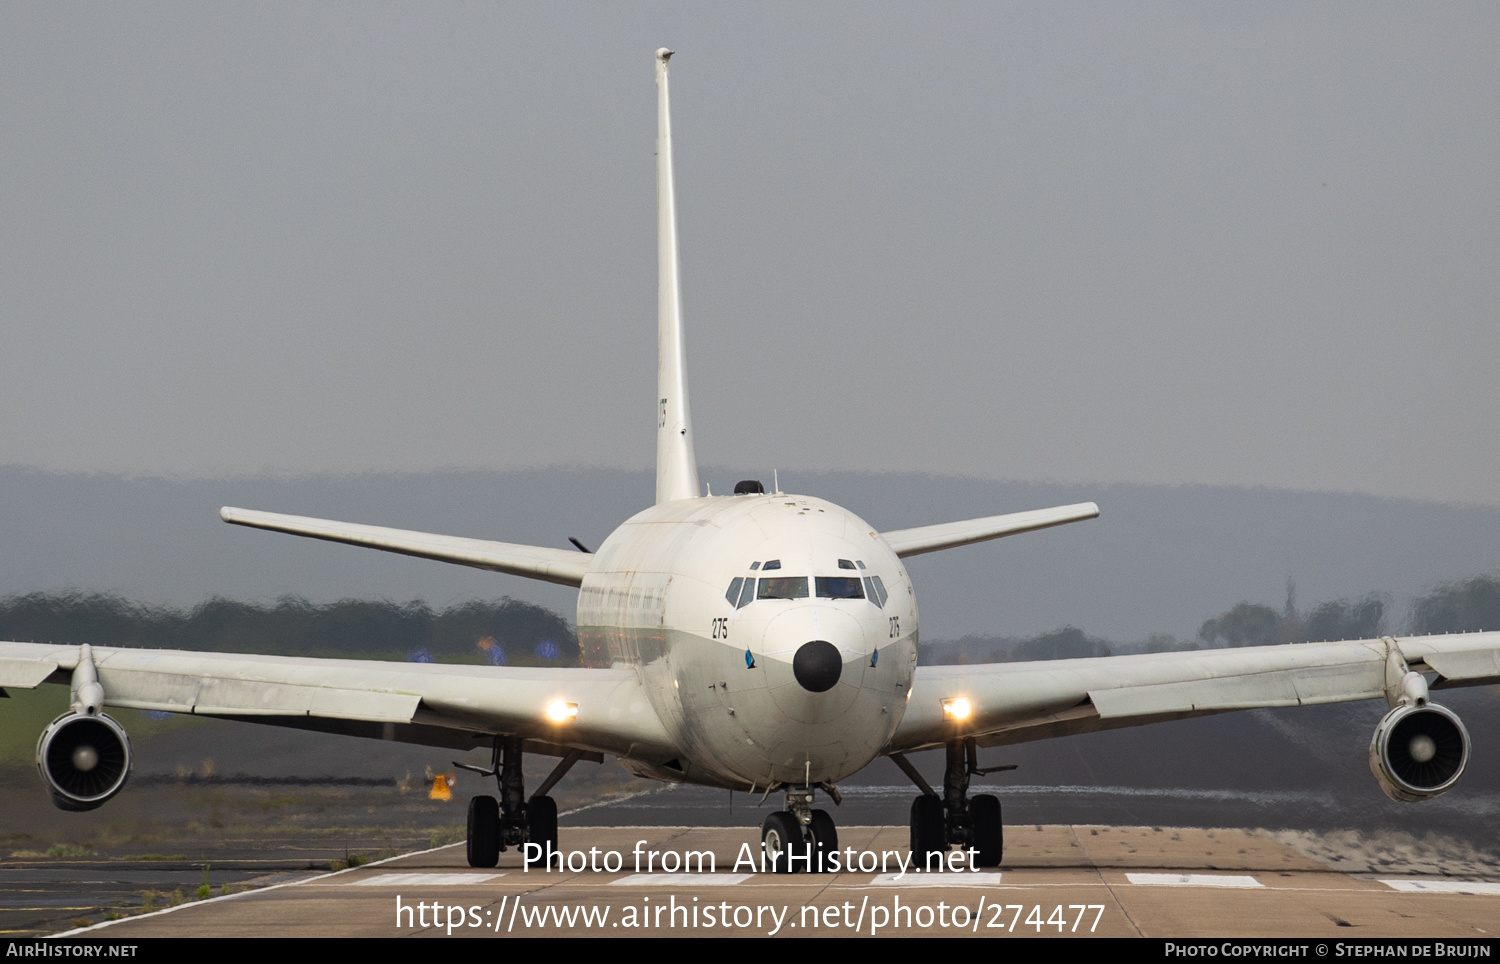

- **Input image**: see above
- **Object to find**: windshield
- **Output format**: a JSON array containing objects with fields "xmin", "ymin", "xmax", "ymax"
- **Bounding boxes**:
[
  {"xmin": 815, "ymin": 576, "xmax": 865, "ymax": 600},
  {"xmin": 757, "ymin": 576, "xmax": 809, "ymax": 600}
]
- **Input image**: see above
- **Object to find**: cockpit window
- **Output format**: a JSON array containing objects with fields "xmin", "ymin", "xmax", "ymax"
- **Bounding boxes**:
[
  {"xmin": 816, "ymin": 576, "xmax": 864, "ymax": 599},
  {"xmin": 749, "ymin": 561, "xmax": 761, "ymax": 570},
  {"xmin": 864, "ymin": 575, "xmax": 889, "ymax": 608},
  {"xmin": 762, "ymin": 560, "xmax": 781, "ymax": 571},
  {"xmin": 725, "ymin": 577, "xmax": 744, "ymax": 606},
  {"xmin": 736, "ymin": 578, "xmax": 757, "ymax": 609},
  {"xmin": 757, "ymin": 576, "xmax": 808, "ymax": 599},
  {"xmin": 837, "ymin": 559, "xmax": 855, "ymax": 570}
]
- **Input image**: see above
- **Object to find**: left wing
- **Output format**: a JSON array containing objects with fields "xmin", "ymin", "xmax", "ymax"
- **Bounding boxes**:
[{"xmin": 892, "ymin": 632, "xmax": 1500, "ymax": 753}]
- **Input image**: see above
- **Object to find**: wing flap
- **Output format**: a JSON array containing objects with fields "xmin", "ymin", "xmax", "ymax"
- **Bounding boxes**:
[
  {"xmin": 1088, "ymin": 659, "xmax": 1384, "ymax": 718},
  {"xmin": 881, "ymin": 502, "xmax": 1099, "ymax": 558},
  {"xmin": 1420, "ymin": 647, "xmax": 1500, "ymax": 687},
  {"xmin": 0, "ymin": 656, "xmax": 59, "ymax": 689},
  {"xmin": 100, "ymin": 671, "xmax": 422, "ymax": 722},
  {"xmin": 220, "ymin": 507, "xmax": 592, "ymax": 588}
]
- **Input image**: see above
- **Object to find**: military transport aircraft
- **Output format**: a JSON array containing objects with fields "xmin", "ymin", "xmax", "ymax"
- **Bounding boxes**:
[{"xmin": 3, "ymin": 49, "xmax": 1498, "ymax": 874}]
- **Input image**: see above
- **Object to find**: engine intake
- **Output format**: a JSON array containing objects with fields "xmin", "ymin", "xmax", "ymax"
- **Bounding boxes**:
[
  {"xmin": 36, "ymin": 712, "xmax": 132, "ymax": 812},
  {"xmin": 1368, "ymin": 703, "xmax": 1469, "ymax": 803}
]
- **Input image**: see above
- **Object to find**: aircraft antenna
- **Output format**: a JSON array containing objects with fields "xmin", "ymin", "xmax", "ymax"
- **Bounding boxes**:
[{"xmin": 654, "ymin": 47, "xmax": 702, "ymax": 503}]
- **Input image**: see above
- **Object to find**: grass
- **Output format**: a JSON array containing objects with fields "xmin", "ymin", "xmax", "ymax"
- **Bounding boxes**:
[
  {"xmin": 331, "ymin": 844, "xmax": 400, "ymax": 871},
  {"xmin": 9, "ymin": 843, "xmax": 94, "ymax": 858},
  {"xmin": 429, "ymin": 827, "xmax": 465, "ymax": 848},
  {"xmin": 0, "ymin": 687, "xmax": 193, "ymax": 769}
]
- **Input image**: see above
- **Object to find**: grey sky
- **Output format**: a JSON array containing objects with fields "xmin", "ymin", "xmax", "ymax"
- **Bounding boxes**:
[{"xmin": 3, "ymin": 4, "xmax": 1498, "ymax": 505}]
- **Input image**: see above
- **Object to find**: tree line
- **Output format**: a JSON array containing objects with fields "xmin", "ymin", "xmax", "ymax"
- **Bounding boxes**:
[
  {"xmin": 0, "ymin": 592, "xmax": 578, "ymax": 666},
  {"xmin": 4, "ymin": 575, "xmax": 1499, "ymax": 668},
  {"xmin": 921, "ymin": 575, "xmax": 1500, "ymax": 665}
]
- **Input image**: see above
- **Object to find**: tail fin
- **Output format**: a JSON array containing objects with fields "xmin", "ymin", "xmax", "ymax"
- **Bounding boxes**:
[{"xmin": 654, "ymin": 48, "xmax": 701, "ymax": 503}]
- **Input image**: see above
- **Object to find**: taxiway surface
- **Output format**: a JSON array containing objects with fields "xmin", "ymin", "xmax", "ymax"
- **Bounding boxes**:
[{"xmin": 64, "ymin": 825, "xmax": 1500, "ymax": 939}]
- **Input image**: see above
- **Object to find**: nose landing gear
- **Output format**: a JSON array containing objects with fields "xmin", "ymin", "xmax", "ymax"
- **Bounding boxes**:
[{"xmin": 760, "ymin": 785, "xmax": 840, "ymax": 873}]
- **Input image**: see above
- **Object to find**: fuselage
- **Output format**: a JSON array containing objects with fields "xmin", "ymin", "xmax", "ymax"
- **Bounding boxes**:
[{"xmin": 576, "ymin": 492, "xmax": 918, "ymax": 790}]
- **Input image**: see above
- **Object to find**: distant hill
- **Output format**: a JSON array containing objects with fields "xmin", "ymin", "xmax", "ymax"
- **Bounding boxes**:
[{"xmin": 1, "ymin": 465, "xmax": 1498, "ymax": 640}]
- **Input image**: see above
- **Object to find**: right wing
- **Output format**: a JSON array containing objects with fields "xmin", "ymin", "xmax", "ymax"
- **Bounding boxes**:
[
  {"xmin": 220, "ymin": 507, "xmax": 592, "ymax": 588},
  {"xmin": 0, "ymin": 640, "xmax": 676, "ymax": 761}
]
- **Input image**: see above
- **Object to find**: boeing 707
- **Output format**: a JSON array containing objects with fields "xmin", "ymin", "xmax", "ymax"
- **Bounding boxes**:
[{"xmin": 3, "ymin": 49, "xmax": 1496, "ymax": 873}]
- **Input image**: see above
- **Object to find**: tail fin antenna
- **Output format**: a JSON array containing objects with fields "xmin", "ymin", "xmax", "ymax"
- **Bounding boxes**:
[{"xmin": 654, "ymin": 48, "xmax": 701, "ymax": 504}]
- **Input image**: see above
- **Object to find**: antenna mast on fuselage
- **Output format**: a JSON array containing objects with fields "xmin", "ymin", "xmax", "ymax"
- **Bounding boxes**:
[{"xmin": 655, "ymin": 48, "xmax": 701, "ymax": 504}]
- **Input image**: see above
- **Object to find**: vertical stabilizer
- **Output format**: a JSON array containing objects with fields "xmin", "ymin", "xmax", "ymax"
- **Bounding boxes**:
[{"xmin": 654, "ymin": 48, "xmax": 701, "ymax": 504}]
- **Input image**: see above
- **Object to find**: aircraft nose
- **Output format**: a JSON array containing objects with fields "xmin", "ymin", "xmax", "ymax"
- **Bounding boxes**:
[
  {"xmin": 792, "ymin": 640, "xmax": 842, "ymax": 692},
  {"xmin": 762, "ymin": 607, "xmax": 868, "ymax": 723}
]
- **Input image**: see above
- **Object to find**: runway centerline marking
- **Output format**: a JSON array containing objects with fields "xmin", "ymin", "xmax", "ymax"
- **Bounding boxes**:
[
  {"xmin": 1381, "ymin": 879, "xmax": 1500, "ymax": 895},
  {"xmin": 867, "ymin": 872, "xmax": 1005, "ymax": 887},
  {"xmin": 1126, "ymin": 873, "xmax": 1263, "ymax": 888},
  {"xmin": 351, "ymin": 873, "xmax": 503, "ymax": 886},
  {"xmin": 612, "ymin": 874, "xmax": 751, "ymax": 886}
]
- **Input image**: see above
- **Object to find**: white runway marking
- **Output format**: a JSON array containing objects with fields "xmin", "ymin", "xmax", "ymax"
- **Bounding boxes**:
[
  {"xmin": 353, "ymin": 873, "xmax": 503, "ymax": 886},
  {"xmin": 612, "ymin": 874, "xmax": 752, "ymax": 886},
  {"xmin": 1381, "ymin": 879, "xmax": 1500, "ymax": 895},
  {"xmin": 868, "ymin": 872, "xmax": 1005, "ymax": 887},
  {"xmin": 1126, "ymin": 873, "xmax": 1263, "ymax": 888}
]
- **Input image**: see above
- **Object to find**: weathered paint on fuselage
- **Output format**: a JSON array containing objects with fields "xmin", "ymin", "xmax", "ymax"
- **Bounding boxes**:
[{"xmin": 576, "ymin": 492, "xmax": 917, "ymax": 789}]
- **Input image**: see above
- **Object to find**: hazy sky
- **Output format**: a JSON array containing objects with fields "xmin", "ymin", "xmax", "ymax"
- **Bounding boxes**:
[{"xmin": 3, "ymin": 4, "xmax": 1498, "ymax": 505}]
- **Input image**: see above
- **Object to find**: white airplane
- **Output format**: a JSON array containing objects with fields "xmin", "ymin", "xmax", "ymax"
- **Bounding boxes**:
[{"xmin": 4, "ymin": 49, "xmax": 1497, "ymax": 874}]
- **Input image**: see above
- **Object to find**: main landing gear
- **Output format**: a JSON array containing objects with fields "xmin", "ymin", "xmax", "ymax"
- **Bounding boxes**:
[
  {"xmin": 461, "ymin": 738, "xmax": 582, "ymax": 868},
  {"xmin": 894, "ymin": 738, "xmax": 1006, "ymax": 869},
  {"xmin": 760, "ymin": 786, "xmax": 840, "ymax": 873}
]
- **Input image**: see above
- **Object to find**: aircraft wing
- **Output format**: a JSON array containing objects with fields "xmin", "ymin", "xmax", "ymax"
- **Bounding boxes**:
[
  {"xmin": 880, "ymin": 502, "xmax": 1100, "ymax": 558},
  {"xmin": 0, "ymin": 640, "xmax": 676, "ymax": 760},
  {"xmin": 889, "ymin": 632, "xmax": 1500, "ymax": 753},
  {"xmin": 219, "ymin": 508, "xmax": 593, "ymax": 588}
]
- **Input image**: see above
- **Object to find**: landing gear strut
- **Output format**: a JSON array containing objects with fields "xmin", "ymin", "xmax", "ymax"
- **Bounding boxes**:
[
  {"xmin": 894, "ymin": 738, "xmax": 1006, "ymax": 869},
  {"xmin": 462, "ymin": 739, "xmax": 577, "ymax": 868},
  {"xmin": 760, "ymin": 785, "xmax": 839, "ymax": 874}
]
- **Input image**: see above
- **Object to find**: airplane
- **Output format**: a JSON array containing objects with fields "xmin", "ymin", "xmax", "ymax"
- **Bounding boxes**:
[{"xmin": 4, "ymin": 48, "xmax": 1498, "ymax": 874}]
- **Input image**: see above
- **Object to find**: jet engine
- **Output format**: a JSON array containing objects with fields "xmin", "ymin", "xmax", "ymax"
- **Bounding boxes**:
[
  {"xmin": 1368, "ymin": 703, "xmax": 1469, "ymax": 803},
  {"xmin": 36, "ymin": 712, "xmax": 132, "ymax": 812}
]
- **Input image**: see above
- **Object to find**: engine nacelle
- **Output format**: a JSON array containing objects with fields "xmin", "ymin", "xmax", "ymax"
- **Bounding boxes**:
[
  {"xmin": 1368, "ymin": 703, "xmax": 1469, "ymax": 803},
  {"xmin": 35, "ymin": 712, "xmax": 132, "ymax": 812}
]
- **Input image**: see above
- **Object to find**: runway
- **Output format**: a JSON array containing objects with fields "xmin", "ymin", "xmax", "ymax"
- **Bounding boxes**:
[{"xmin": 59, "ymin": 825, "xmax": 1500, "ymax": 939}]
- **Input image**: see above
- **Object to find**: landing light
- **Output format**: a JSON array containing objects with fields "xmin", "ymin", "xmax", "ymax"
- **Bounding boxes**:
[
  {"xmin": 942, "ymin": 697, "xmax": 973, "ymax": 721},
  {"xmin": 546, "ymin": 700, "xmax": 578, "ymax": 723}
]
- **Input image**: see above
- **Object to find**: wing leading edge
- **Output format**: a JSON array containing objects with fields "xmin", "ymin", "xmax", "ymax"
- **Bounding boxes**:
[{"xmin": 890, "ymin": 631, "xmax": 1500, "ymax": 754}]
